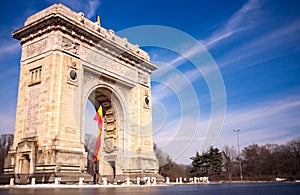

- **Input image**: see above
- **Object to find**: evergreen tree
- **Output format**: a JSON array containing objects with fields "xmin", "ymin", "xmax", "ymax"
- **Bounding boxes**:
[{"xmin": 190, "ymin": 146, "xmax": 223, "ymax": 179}]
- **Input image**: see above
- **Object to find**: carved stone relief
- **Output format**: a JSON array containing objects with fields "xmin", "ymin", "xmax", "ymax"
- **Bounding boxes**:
[
  {"xmin": 25, "ymin": 39, "xmax": 47, "ymax": 58},
  {"xmin": 103, "ymin": 101, "xmax": 117, "ymax": 154},
  {"xmin": 25, "ymin": 84, "xmax": 40, "ymax": 137},
  {"xmin": 138, "ymin": 72, "xmax": 149, "ymax": 86},
  {"xmin": 104, "ymin": 138, "xmax": 115, "ymax": 153},
  {"xmin": 62, "ymin": 36, "xmax": 79, "ymax": 54}
]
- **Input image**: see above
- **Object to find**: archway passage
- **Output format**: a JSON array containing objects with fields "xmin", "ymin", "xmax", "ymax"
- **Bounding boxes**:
[{"xmin": 85, "ymin": 87, "xmax": 118, "ymax": 179}]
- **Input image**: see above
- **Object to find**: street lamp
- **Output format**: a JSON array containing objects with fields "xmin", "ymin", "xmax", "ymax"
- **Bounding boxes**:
[{"xmin": 233, "ymin": 128, "xmax": 243, "ymax": 182}]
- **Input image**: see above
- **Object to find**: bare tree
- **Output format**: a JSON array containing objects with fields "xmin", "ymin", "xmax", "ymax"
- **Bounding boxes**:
[
  {"xmin": 84, "ymin": 133, "xmax": 96, "ymax": 174},
  {"xmin": 154, "ymin": 143, "xmax": 193, "ymax": 181},
  {"xmin": 222, "ymin": 145, "xmax": 237, "ymax": 181},
  {"xmin": 153, "ymin": 143, "xmax": 169, "ymax": 167},
  {"xmin": 0, "ymin": 134, "xmax": 14, "ymax": 173},
  {"xmin": 285, "ymin": 138, "xmax": 300, "ymax": 178}
]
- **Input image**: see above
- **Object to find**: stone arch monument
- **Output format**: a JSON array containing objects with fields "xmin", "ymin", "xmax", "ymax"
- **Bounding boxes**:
[{"xmin": 4, "ymin": 4, "xmax": 159, "ymax": 183}]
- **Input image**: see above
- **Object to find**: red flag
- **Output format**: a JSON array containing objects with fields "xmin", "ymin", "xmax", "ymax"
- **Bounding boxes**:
[{"xmin": 93, "ymin": 104, "xmax": 103, "ymax": 162}]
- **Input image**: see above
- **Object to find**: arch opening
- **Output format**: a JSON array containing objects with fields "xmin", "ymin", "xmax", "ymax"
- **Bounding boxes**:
[{"xmin": 83, "ymin": 87, "xmax": 122, "ymax": 179}]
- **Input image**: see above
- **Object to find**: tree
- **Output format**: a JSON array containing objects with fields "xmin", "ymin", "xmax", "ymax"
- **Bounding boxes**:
[
  {"xmin": 158, "ymin": 154, "xmax": 172, "ymax": 178},
  {"xmin": 190, "ymin": 147, "xmax": 223, "ymax": 180},
  {"xmin": 0, "ymin": 134, "xmax": 14, "ymax": 173},
  {"xmin": 190, "ymin": 152, "xmax": 203, "ymax": 176},
  {"xmin": 242, "ymin": 144, "xmax": 262, "ymax": 179},
  {"xmin": 262, "ymin": 144, "xmax": 279, "ymax": 177},
  {"xmin": 240, "ymin": 139, "xmax": 300, "ymax": 180},
  {"xmin": 287, "ymin": 139, "xmax": 300, "ymax": 178},
  {"xmin": 222, "ymin": 145, "xmax": 237, "ymax": 181},
  {"xmin": 154, "ymin": 143, "xmax": 193, "ymax": 181},
  {"xmin": 278, "ymin": 138, "xmax": 300, "ymax": 179},
  {"xmin": 153, "ymin": 143, "xmax": 169, "ymax": 168},
  {"xmin": 84, "ymin": 133, "xmax": 96, "ymax": 174}
]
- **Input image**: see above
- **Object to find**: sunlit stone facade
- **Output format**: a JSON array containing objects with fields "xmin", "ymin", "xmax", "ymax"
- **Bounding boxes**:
[{"xmin": 4, "ymin": 4, "xmax": 159, "ymax": 183}]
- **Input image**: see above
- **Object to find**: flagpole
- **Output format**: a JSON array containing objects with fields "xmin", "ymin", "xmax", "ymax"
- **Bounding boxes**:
[
  {"xmin": 93, "ymin": 161, "xmax": 96, "ymax": 184},
  {"xmin": 94, "ymin": 160, "xmax": 99, "ymax": 184}
]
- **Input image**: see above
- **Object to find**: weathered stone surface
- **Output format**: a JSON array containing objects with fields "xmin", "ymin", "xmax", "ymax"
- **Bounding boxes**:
[{"xmin": 5, "ymin": 3, "xmax": 159, "ymax": 182}]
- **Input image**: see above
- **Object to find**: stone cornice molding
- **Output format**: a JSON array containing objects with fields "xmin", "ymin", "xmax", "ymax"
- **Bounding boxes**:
[{"xmin": 12, "ymin": 3, "xmax": 158, "ymax": 73}]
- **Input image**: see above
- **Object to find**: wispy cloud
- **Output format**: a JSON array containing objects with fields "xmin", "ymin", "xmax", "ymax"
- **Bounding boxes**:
[
  {"xmin": 148, "ymin": 0, "xmax": 259, "ymax": 93},
  {"xmin": 86, "ymin": 0, "xmax": 101, "ymax": 18},
  {"xmin": 149, "ymin": 0, "xmax": 261, "ymax": 86},
  {"xmin": 165, "ymin": 94, "xmax": 300, "ymax": 164},
  {"xmin": 154, "ymin": 111, "xmax": 208, "ymax": 162},
  {"xmin": 202, "ymin": 0, "xmax": 261, "ymax": 48},
  {"xmin": 0, "ymin": 113, "xmax": 16, "ymax": 133},
  {"xmin": 84, "ymin": 100, "xmax": 98, "ymax": 136},
  {"xmin": 151, "ymin": 62, "xmax": 198, "ymax": 102},
  {"xmin": 218, "ymin": 19, "xmax": 300, "ymax": 69},
  {"xmin": 215, "ymin": 95, "xmax": 300, "ymax": 148},
  {"xmin": 167, "ymin": 43, "xmax": 207, "ymax": 68},
  {"xmin": 0, "ymin": 41, "xmax": 20, "ymax": 59},
  {"xmin": 47, "ymin": 0, "xmax": 101, "ymax": 18}
]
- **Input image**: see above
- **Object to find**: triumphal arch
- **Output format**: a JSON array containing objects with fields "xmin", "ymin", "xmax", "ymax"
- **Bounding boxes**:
[{"xmin": 4, "ymin": 4, "xmax": 159, "ymax": 183}]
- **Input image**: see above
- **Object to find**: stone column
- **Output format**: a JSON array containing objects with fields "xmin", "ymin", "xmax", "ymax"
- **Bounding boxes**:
[
  {"xmin": 152, "ymin": 177, "xmax": 156, "ymax": 185},
  {"xmin": 126, "ymin": 177, "xmax": 130, "ymax": 185},
  {"xmin": 166, "ymin": 177, "xmax": 170, "ymax": 184},
  {"xmin": 55, "ymin": 178, "xmax": 61, "ymax": 185},
  {"xmin": 79, "ymin": 177, "xmax": 84, "ymax": 185},
  {"xmin": 102, "ymin": 177, "xmax": 107, "ymax": 185},
  {"xmin": 10, "ymin": 178, "xmax": 14, "ymax": 187},
  {"xmin": 31, "ymin": 178, "xmax": 36, "ymax": 185}
]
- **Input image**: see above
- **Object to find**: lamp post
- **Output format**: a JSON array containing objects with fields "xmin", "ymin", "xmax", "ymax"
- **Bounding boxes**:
[{"xmin": 233, "ymin": 128, "xmax": 243, "ymax": 182}]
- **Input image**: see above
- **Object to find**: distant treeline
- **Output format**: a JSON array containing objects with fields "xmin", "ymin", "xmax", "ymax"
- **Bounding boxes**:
[
  {"xmin": 154, "ymin": 138, "xmax": 300, "ymax": 181},
  {"xmin": 0, "ymin": 134, "xmax": 14, "ymax": 174}
]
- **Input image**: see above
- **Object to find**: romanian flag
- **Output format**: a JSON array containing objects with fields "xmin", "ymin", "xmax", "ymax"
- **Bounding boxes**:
[{"xmin": 93, "ymin": 104, "xmax": 103, "ymax": 162}]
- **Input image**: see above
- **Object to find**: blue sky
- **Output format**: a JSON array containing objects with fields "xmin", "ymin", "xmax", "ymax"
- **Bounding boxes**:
[{"xmin": 0, "ymin": 0, "xmax": 299, "ymax": 164}]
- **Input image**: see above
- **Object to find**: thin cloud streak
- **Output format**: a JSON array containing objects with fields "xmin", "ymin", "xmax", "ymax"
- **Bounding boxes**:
[
  {"xmin": 152, "ymin": 64, "xmax": 201, "ymax": 102},
  {"xmin": 219, "ymin": 19, "xmax": 300, "ymax": 69},
  {"xmin": 150, "ymin": 0, "xmax": 261, "ymax": 83},
  {"xmin": 0, "ymin": 42, "xmax": 20, "ymax": 58},
  {"xmin": 154, "ymin": 112, "xmax": 209, "ymax": 161},
  {"xmin": 202, "ymin": 0, "xmax": 261, "ymax": 48},
  {"xmin": 226, "ymin": 98, "xmax": 300, "ymax": 127},
  {"xmin": 0, "ymin": 113, "xmax": 16, "ymax": 133},
  {"xmin": 158, "ymin": 94, "xmax": 300, "ymax": 164},
  {"xmin": 216, "ymin": 95, "xmax": 300, "ymax": 148},
  {"xmin": 46, "ymin": 0, "xmax": 101, "ymax": 19},
  {"xmin": 86, "ymin": 0, "xmax": 101, "ymax": 18}
]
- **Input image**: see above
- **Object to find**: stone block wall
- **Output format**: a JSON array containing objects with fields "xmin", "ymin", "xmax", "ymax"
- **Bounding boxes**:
[{"xmin": 5, "ymin": 3, "xmax": 159, "ymax": 181}]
